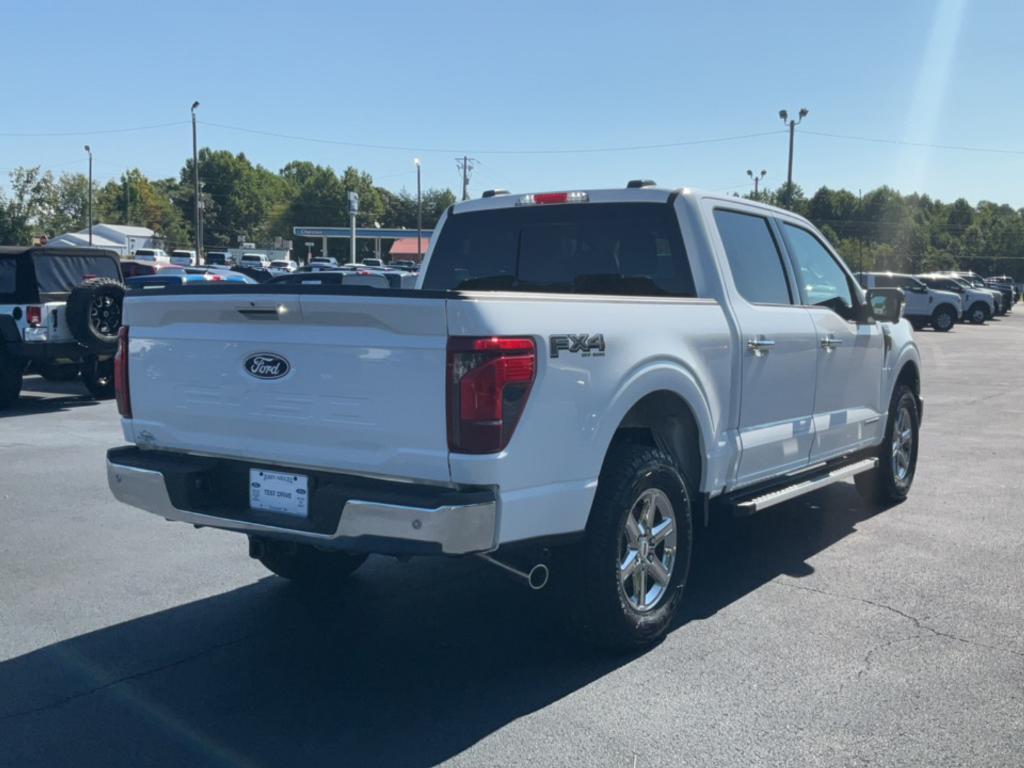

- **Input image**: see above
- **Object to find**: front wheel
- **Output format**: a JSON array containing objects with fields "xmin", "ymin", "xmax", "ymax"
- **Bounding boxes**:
[
  {"xmin": 0, "ymin": 347, "xmax": 24, "ymax": 410},
  {"xmin": 575, "ymin": 443, "xmax": 693, "ymax": 651},
  {"xmin": 930, "ymin": 306, "xmax": 955, "ymax": 332},
  {"xmin": 967, "ymin": 302, "xmax": 988, "ymax": 324},
  {"xmin": 856, "ymin": 384, "xmax": 919, "ymax": 505},
  {"xmin": 81, "ymin": 357, "xmax": 115, "ymax": 399}
]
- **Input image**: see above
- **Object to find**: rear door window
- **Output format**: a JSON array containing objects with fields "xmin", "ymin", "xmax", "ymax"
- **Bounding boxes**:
[
  {"xmin": 713, "ymin": 209, "xmax": 792, "ymax": 305},
  {"xmin": 422, "ymin": 202, "xmax": 695, "ymax": 297}
]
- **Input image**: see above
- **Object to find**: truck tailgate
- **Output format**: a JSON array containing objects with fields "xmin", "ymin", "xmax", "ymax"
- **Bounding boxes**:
[{"xmin": 123, "ymin": 290, "xmax": 451, "ymax": 483}]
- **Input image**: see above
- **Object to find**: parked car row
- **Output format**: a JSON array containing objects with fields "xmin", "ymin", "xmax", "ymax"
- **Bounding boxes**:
[{"xmin": 854, "ymin": 270, "xmax": 1017, "ymax": 331}]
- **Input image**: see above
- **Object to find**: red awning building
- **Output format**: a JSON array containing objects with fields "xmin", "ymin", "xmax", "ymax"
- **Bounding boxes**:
[{"xmin": 388, "ymin": 237, "xmax": 431, "ymax": 263}]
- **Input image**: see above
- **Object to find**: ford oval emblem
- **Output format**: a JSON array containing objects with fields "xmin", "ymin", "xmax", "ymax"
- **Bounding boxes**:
[{"xmin": 244, "ymin": 353, "xmax": 290, "ymax": 380}]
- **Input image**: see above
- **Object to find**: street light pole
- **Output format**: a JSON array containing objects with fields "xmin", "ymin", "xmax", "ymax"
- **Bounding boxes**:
[
  {"xmin": 191, "ymin": 101, "xmax": 201, "ymax": 261},
  {"xmin": 84, "ymin": 145, "xmax": 93, "ymax": 245},
  {"xmin": 414, "ymin": 158, "xmax": 422, "ymax": 261},
  {"xmin": 778, "ymin": 108, "xmax": 808, "ymax": 203},
  {"xmin": 746, "ymin": 169, "xmax": 767, "ymax": 198}
]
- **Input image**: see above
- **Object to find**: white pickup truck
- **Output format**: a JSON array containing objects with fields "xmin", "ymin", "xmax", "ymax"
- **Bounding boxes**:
[{"xmin": 107, "ymin": 184, "xmax": 922, "ymax": 648}]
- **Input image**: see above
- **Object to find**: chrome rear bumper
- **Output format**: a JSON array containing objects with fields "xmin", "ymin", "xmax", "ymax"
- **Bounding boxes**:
[{"xmin": 107, "ymin": 456, "xmax": 497, "ymax": 555}]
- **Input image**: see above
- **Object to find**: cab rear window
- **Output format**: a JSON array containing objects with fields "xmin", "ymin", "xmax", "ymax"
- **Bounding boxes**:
[
  {"xmin": 0, "ymin": 258, "xmax": 14, "ymax": 295},
  {"xmin": 422, "ymin": 202, "xmax": 695, "ymax": 297}
]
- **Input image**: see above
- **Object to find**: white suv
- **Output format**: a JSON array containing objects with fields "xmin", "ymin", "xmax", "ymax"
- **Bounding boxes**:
[
  {"xmin": 917, "ymin": 273, "xmax": 994, "ymax": 324},
  {"xmin": 238, "ymin": 253, "xmax": 271, "ymax": 269},
  {"xmin": 132, "ymin": 248, "xmax": 170, "ymax": 263},
  {"xmin": 855, "ymin": 272, "xmax": 961, "ymax": 332}
]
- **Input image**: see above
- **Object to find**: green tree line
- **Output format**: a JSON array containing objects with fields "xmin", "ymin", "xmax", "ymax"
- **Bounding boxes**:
[
  {"xmin": 0, "ymin": 149, "xmax": 455, "ymax": 261},
  {"xmin": 2, "ymin": 156, "xmax": 1023, "ymax": 279},
  {"xmin": 749, "ymin": 182, "xmax": 1024, "ymax": 280}
]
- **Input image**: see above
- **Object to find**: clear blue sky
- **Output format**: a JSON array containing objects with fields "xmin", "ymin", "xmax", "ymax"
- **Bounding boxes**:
[{"xmin": 4, "ymin": 0, "xmax": 1024, "ymax": 208}]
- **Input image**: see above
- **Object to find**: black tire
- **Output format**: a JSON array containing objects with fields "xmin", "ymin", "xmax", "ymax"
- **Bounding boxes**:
[
  {"xmin": 966, "ymin": 302, "xmax": 988, "ymax": 325},
  {"xmin": 0, "ymin": 346, "xmax": 24, "ymax": 410},
  {"xmin": 251, "ymin": 538, "xmax": 367, "ymax": 586},
  {"xmin": 856, "ymin": 384, "xmax": 919, "ymax": 506},
  {"xmin": 37, "ymin": 363, "xmax": 80, "ymax": 382},
  {"xmin": 574, "ymin": 443, "xmax": 694, "ymax": 651},
  {"xmin": 66, "ymin": 278, "xmax": 125, "ymax": 354},
  {"xmin": 930, "ymin": 305, "xmax": 955, "ymax": 332},
  {"xmin": 81, "ymin": 356, "xmax": 115, "ymax": 399}
]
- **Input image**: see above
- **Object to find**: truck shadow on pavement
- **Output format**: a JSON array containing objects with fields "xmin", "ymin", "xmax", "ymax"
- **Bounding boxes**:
[
  {"xmin": 0, "ymin": 377, "xmax": 104, "ymax": 417},
  {"xmin": 0, "ymin": 484, "xmax": 886, "ymax": 768}
]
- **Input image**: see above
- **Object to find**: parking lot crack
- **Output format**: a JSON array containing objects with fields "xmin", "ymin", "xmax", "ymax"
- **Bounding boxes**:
[
  {"xmin": 768, "ymin": 580, "xmax": 1024, "ymax": 660},
  {"xmin": 0, "ymin": 632, "xmax": 257, "ymax": 723}
]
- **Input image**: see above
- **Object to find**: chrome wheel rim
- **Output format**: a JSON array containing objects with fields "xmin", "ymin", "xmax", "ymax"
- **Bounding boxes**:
[
  {"xmin": 618, "ymin": 488, "xmax": 677, "ymax": 612},
  {"xmin": 891, "ymin": 405, "xmax": 914, "ymax": 488}
]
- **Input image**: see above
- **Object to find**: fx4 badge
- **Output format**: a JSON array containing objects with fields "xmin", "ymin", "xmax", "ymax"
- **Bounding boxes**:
[{"xmin": 550, "ymin": 334, "xmax": 606, "ymax": 358}]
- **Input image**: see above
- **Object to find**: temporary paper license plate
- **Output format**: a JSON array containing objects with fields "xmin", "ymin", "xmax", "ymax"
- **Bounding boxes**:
[{"xmin": 249, "ymin": 469, "xmax": 309, "ymax": 517}]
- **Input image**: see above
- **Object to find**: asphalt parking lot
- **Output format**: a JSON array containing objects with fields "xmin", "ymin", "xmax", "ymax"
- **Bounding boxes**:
[{"xmin": 1, "ymin": 315, "xmax": 1022, "ymax": 768}]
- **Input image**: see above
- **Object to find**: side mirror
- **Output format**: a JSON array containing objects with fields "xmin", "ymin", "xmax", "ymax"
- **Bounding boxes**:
[{"xmin": 866, "ymin": 287, "xmax": 905, "ymax": 323}]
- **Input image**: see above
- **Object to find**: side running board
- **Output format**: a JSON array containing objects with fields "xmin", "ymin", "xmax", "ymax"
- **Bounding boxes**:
[{"xmin": 733, "ymin": 458, "xmax": 878, "ymax": 515}]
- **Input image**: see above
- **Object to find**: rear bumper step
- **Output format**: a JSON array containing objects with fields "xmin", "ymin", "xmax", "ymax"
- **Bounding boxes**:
[
  {"xmin": 106, "ymin": 447, "xmax": 496, "ymax": 556},
  {"xmin": 733, "ymin": 458, "xmax": 878, "ymax": 514}
]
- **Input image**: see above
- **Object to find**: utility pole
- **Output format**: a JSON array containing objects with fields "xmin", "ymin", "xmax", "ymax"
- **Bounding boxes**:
[
  {"xmin": 456, "ymin": 156, "xmax": 477, "ymax": 201},
  {"xmin": 778, "ymin": 108, "xmax": 808, "ymax": 204},
  {"xmin": 348, "ymin": 192, "xmax": 359, "ymax": 264},
  {"xmin": 746, "ymin": 169, "xmax": 767, "ymax": 198},
  {"xmin": 124, "ymin": 172, "xmax": 131, "ymax": 223},
  {"xmin": 84, "ymin": 145, "xmax": 93, "ymax": 245},
  {"xmin": 414, "ymin": 158, "xmax": 422, "ymax": 260},
  {"xmin": 191, "ymin": 101, "xmax": 202, "ymax": 261}
]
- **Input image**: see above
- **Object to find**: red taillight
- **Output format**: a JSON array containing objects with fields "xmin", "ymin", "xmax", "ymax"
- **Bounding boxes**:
[
  {"xmin": 114, "ymin": 326, "xmax": 132, "ymax": 418},
  {"xmin": 447, "ymin": 337, "xmax": 536, "ymax": 454},
  {"xmin": 26, "ymin": 306, "xmax": 42, "ymax": 327}
]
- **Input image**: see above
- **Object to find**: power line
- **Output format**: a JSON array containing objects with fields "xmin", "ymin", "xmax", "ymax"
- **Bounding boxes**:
[
  {"xmin": 802, "ymin": 129, "xmax": 1024, "ymax": 156},
  {"xmin": 0, "ymin": 120, "xmax": 189, "ymax": 138},
  {"xmin": 199, "ymin": 121, "xmax": 787, "ymax": 155}
]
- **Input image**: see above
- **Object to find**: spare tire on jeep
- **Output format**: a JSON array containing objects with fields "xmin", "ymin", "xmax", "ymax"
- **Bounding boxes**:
[{"xmin": 66, "ymin": 278, "xmax": 125, "ymax": 354}]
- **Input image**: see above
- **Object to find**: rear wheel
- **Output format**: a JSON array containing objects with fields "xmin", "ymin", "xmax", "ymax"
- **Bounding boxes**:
[
  {"xmin": 930, "ymin": 306, "xmax": 955, "ymax": 332},
  {"xmin": 81, "ymin": 357, "xmax": 115, "ymax": 399},
  {"xmin": 0, "ymin": 346, "xmax": 24, "ymax": 410},
  {"xmin": 251, "ymin": 538, "xmax": 367, "ymax": 587},
  {"xmin": 856, "ymin": 384, "xmax": 919, "ymax": 505},
  {"xmin": 574, "ymin": 443, "xmax": 693, "ymax": 651}
]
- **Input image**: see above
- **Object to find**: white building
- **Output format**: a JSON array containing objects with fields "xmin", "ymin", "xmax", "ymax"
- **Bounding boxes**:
[{"xmin": 47, "ymin": 224, "xmax": 162, "ymax": 256}]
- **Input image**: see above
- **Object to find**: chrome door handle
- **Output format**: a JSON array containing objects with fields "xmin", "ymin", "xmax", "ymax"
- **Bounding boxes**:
[
  {"xmin": 820, "ymin": 334, "xmax": 843, "ymax": 351},
  {"xmin": 746, "ymin": 338, "xmax": 776, "ymax": 356}
]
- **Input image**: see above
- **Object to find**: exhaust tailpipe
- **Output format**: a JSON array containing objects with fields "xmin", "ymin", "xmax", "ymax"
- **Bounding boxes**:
[{"xmin": 477, "ymin": 553, "xmax": 549, "ymax": 590}]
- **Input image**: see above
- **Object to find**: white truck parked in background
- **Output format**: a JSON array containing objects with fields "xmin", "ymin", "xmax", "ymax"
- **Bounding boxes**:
[
  {"xmin": 107, "ymin": 184, "xmax": 922, "ymax": 649},
  {"xmin": 855, "ymin": 271, "xmax": 961, "ymax": 331}
]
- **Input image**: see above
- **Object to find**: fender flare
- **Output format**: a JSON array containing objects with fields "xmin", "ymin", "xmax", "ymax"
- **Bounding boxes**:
[
  {"xmin": 888, "ymin": 344, "xmax": 923, "ymax": 419},
  {"xmin": 589, "ymin": 359, "xmax": 718, "ymax": 492}
]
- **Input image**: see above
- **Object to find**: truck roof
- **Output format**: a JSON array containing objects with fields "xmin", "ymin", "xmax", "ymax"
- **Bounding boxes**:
[{"xmin": 449, "ymin": 185, "xmax": 805, "ymax": 222}]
